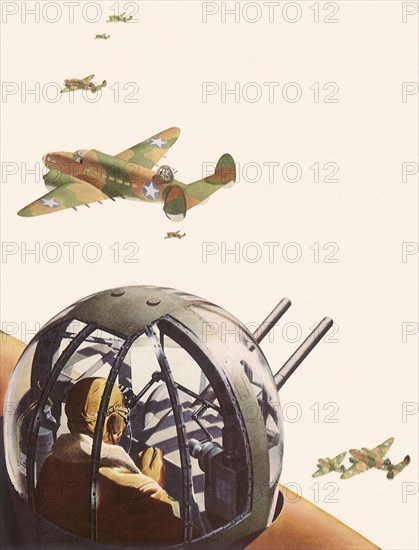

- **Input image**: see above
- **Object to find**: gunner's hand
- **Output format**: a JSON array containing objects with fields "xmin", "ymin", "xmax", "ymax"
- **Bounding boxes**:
[{"xmin": 138, "ymin": 447, "xmax": 165, "ymax": 487}]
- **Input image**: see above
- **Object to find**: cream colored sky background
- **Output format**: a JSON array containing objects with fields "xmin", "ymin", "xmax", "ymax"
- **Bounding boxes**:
[{"xmin": 1, "ymin": 1, "xmax": 418, "ymax": 548}]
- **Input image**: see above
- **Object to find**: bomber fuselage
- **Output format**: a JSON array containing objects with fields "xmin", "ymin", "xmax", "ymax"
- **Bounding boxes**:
[
  {"xmin": 43, "ymin": 150, "xmax": 175, "ymax": 202},
  {"xmin": 350, "ymin": 449, "xmax": 386, "ymax": 469}
]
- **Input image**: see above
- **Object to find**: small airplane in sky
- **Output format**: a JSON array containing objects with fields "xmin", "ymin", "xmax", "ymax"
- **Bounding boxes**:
[
  {"xmin": 313, "ymin": 438, "xmax": 411, "ymax": 480},
  {"xmin": 312, "ymin": 452, "xmax": 347, "ymax": 477},
  {"xmin": 340, "ymin": 437, "xmax": 410, "ymax": 480},
  {"xmin": 17, "ymin": 128, "xmax": 236, "ymax": 220},
  {"xmin": 60, "ymin": 74, "xmax": 107, "ymax": 94},
  {"xmin": 95, "ymin": 33, "xmax": 110, "ymax": 40},
  {"xmin": 165, "ymin": 230, "xmax": 186, "ymax": 239},
  {"xmin": 107, "ymin": 12, "xmax": 133, "ymax": 22}
]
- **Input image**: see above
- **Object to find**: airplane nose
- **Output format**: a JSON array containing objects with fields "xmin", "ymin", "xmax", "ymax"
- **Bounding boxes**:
[{"xmin": 43, "ymin": 153, "xmax": 56, "ymax": 168}]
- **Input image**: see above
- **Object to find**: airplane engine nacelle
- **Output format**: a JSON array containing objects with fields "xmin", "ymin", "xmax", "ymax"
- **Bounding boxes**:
[{"xmin": 3, "ymin": 286, "xmax": 284, "ymax": 549}]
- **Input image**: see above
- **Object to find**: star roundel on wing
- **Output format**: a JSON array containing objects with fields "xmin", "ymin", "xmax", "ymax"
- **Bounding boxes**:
[
  {"xmin": 142, "ymin": 181, "xmax": 161, "ymax": 200},
  {"xmin": 148, "ymin": 137, "xmax": 168, "ymax": 148},
  {"xmin": 40, "ymin": 197, "xmax": 62, "ymax": 209}
]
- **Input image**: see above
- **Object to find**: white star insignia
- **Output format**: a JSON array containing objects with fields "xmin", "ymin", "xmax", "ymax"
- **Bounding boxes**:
[
  {"xmin": 143, "ymin": 182, "xmax": 160, "ymax": 200},
  {"xmin": 148, "ymin": 137, "xmax": 167, "ymax": 148},
  {"xmin": 40, "ymin": 197, "xmax": 61, "ymax": 208}
]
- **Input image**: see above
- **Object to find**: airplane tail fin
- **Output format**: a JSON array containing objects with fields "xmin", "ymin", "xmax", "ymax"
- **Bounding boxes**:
[
  {"xmin": 387, "ymin": 456, "xmax": 411, "ymax": 479},
  {"xmin": 163, "ymin": 154, "xmax": 236, "ymax": 221},
  {"xmin": 206, "ymin": 153, "xmax": 236, "ymax": 186}
]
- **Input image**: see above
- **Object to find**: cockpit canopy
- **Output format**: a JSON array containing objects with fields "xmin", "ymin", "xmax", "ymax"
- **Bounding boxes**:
[
  {"xmin": 4, "ymin": 286, "xmax": 283, "ymax": 547},
  {"xmin": 73, "ymin": 149, "xmax": 90, "ymax": 164}
]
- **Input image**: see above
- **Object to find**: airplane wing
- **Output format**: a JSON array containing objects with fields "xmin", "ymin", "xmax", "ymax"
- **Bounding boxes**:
[
  {"xmin": 312, "ymin": 465, "xmax": 328, "ymax": 478},
  {"xmin": 60, "ymin": 85, "xmax": 76, "ymax": 93},
  {"xmin": 334, "ymin": 451, "xmax": 347, "ymax": 465},
  {"xmin": 369, "ymin": 437, "xmax": 395, "ymax": 459},
  {"xmin": 116, "ymin": 127, "xmax": 181, "ymax": 169},
  {"xmin": 340, "ymin": 460, "xmax": 370, "ymax": 479},
  {"xmin": 312, "ymin": 452, "xmax": 346, "ymax": 478},
  {"xmin": 82, "ymin": 74, "xmax": 95, "ymax": 84},
  {"xmin": 17, "ymin": 177, "xmax": 109, "ymax": 217}
]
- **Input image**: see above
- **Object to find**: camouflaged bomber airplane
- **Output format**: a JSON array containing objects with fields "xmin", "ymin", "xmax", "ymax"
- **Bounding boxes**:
[
  {"xmin": 60, "ymin": 74, "xmax": 107, "ymax": 94},
  {"xmin": 165, "ymin": 230, "xmax": 186, "ymax": 239},
  {"xmin": 311, "ymin": 452, "xmax": 347, "ymax": 478},
  {"xmin": 17, "ymin": 128, "xmax": 236, "ymax": 219},
  {"xmin": 340, "ymin": 437, "xmax": 411, "ymax": 480},
  {"xmin": 107, "ymin": 12, "xmax": 133, "ymax": 22}
]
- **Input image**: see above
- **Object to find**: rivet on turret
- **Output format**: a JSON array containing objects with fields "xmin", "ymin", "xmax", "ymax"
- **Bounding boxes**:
[
  {"xmin": 111, "ymin": 289, "xmax": 125, "ymax": 297},
  {"xmin": 146, "ymin": 298, "xmax": 161, "ymax": 306}
]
